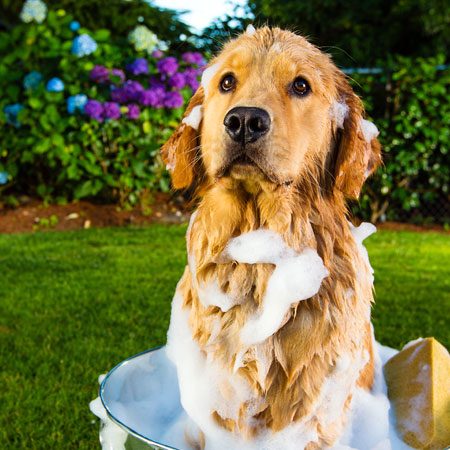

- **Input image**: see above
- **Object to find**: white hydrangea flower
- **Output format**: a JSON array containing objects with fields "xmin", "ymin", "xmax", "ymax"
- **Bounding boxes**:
[
  {"xmin": 20, "ymin": 0, "xmax": 47, "ymax": 24},
  {"xmin": 128, "ymin": 25, "xmax": 158, "ymax": 54}
]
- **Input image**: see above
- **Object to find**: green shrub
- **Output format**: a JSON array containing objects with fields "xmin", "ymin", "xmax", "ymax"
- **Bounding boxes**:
[
  {"xmin": 0, "ymin": 4, "xmax": 204, "ymax": 207},
  {"xmin": 351, "ymin": 55, "xmax": 450, "ymax": 223}
]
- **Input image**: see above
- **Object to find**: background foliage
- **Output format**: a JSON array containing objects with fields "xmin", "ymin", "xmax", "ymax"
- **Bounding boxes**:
[
  {"xmin": 202, "ymin": 0, "xmax": 450, "ymax": 67},
  {"xmin": 0, "ymin": 5, "xmax": 203, "ymax": 207},
  {"xmin": 0, "ymin": 0, "xmax": 197, "ymax": 51},
  {"xmin": 351, "ymin": 56, "xmax": 450, "ymax": 223},
  {"xmin": 0, "ymin": 0, "xmax": 449, "ymax": 223}
]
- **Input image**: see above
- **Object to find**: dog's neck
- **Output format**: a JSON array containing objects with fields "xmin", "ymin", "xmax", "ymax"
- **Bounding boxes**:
[{"xmin": 190, "ymin": 175, "xmax": 349, "ymax": 267}]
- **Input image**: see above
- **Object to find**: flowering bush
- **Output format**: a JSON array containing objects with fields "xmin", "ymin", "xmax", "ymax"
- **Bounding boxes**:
[
  {"xmin": 0, "ymin": 2, "xmax": 206, "ymax": 206},
  {"xmin": 128, "ymin": 25, "xmax": 159, "ymax": 54},
  {"xmin": 19, "ymin": 0, "xmax": 47, "ymax": 24},
  {"xmin": 71, "ymin": 34, "xmax": 98, "ymax": 57}
]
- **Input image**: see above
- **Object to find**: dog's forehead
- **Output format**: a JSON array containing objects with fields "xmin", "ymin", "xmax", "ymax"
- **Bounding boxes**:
[{"xmin": 213, "ymin": 28, "xmax": 338, "ymax": 95}]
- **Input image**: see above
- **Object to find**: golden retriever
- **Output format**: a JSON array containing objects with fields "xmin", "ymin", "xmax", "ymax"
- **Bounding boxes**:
[{"xmin": 161, "ymin": 26, "xmax": 382, "ymax": 449}]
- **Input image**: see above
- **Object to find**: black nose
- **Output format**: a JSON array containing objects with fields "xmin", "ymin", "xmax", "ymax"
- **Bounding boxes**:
[{"xmin": 223, "ymin": 107, "xmax": 271, "ymax": 144}]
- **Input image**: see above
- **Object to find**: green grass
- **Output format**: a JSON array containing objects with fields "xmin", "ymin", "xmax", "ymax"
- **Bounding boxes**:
[{"xmin": 0, "ymin": 225, "xmax": 449, "ymax": 449}]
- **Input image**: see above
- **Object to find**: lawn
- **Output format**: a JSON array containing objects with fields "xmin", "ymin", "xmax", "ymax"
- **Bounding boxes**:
[{"xmin": 0, "ymin": 225, "xmax": 449, "ymax": 449}]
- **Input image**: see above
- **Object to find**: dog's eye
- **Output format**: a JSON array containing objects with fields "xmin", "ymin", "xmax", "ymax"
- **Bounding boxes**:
[
  {"xmin": 220, "ymin": 74, "xmax": 236, "ymax": 92},
  {"xmin": 292, "ymin": 77, "xmax": 310, "ymax": 96}
]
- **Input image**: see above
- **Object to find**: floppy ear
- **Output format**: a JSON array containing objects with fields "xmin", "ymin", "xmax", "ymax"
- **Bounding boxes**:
[
  {"xmin": 161, "ymin": 87, "xmax": 205, "ymax": 189},
  {"xmin": 333, "ymin": 88, "xmax": 382, "ymax": 199}
]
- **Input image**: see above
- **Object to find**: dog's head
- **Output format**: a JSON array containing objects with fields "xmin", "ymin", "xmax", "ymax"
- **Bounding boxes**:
[{"xmin": 162, "ymin": 27, "xmax": 381, "ymax": 199}]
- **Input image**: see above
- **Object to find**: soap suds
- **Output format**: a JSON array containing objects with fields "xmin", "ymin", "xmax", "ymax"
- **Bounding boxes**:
[
  {"xmin": 91, "ymin": 341, "xmax": 416, "ymax": 450},
  {"xmin": 246, "ymin": 24, "xmax": 256, "ymax": 36},
  {"xmin": 201, "ymin": 63, "xmax": 221, "ymax": 97},
  {"xmin": 220, "ymin": 229, "xmax": 328, "ymax": 358},
  {"xmin": 349, "ymin": 222, "xmax": 376, "ymax": 283},
  {"xmin": 182, "ymin": 105, "xmax": 203, "ymax": 130},
  {"xmin": 360, "ymin": 119, "xmax": 379, "ymax": 143},
  {"xmin": 331, "ymin": 100, "xmax": 349, "ymax": 129}
]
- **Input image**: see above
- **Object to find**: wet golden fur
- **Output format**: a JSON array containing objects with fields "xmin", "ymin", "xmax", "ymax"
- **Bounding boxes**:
[{"xmin": 162, "ymin": 27, "xmax": 381, "ymax": 449}]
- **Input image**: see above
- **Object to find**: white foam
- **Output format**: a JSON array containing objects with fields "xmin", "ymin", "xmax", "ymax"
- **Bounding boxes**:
[
  {"xmin": 239, "ymin": 248, "xmax": 328, "ymax": 346},
  {"xmin": 197, "ymin": 278, "xmax": 235, "ymax": 312},
  {"xmin": 360, "ymin": 119, "xmax": 379, "ymax": 143},
  {"xmin": 246, "ymin": 24, "xmax": 256, "ymax": 36},
  {"xmin": 349, "ymin": 222, "xmax": 376, "ymax": 283},
  {"xmin": 223, "ymin": 229, "xmax": 292, "ymax": 264},
  {"xmin": 91, "ymin": 340, "xmax": 416, "ymax": 450},
  {"xmin": 331, "ymin": 100, "xmax": 349, "ymax": 129},
  {"xmin": 220, "ymin": 229, "xmax": 328, "ymax": 355},
  {"xmin": 201, "ymin": 63, "xmax": 221, "ymax": 97},
  {"xmin": 166, "ymin": 290, "xmax": 261, "ymax": 449},
  {"xmin": 182, "ymin": 105, "xmax": 203, "ymax": 130}
]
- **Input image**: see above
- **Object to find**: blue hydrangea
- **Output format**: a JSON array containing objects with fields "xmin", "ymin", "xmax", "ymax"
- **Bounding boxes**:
[
  {"xmin": 0, "ymin": 172, "xmax": 8, "ymax": 185},
  {"xmin": 128, "ymin": 26, "xmax": 158, "ymax": 54},
  {"xmin": 46, "ymin": 77, "xmax": 64, "ymax": 92},
  {"xmin": 20, "ymin": 0, "xmax": 47, "ymax": 24},
  {"xmin": 23, "ymin": 71, "xmax": 43, "ymax": 90},
  {"xmin": 67, "ymin": 94, "xmax": 88, "ymax": 114},
  {"xmin": 71, "ymin": 34, "xmax": 98, "ymax": 57},
  {"xmin": 4, "ymin": 104, "xmax": 25, "ymax": 128},
  {"xmin": 69, "ymin": 20, "xmax": 80, "ymax": 31}
]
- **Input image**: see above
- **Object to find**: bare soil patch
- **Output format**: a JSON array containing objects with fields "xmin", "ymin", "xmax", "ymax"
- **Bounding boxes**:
[
  {"xmin": 0, "ymin": 193, "xmax": 192, "ymax": 234},
  {"xmin": 0, "ymin": 196, "xmax": 448, "ymax": 234}
]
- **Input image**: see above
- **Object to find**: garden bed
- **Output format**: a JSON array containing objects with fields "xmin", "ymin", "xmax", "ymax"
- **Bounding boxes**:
[
  {"xmin": 0, "ymin": 193, "xmax": 192, "ymax": 233},
  {"xmin": 0, "ymin": 196, "xmax": 448, "ymax": 234}
]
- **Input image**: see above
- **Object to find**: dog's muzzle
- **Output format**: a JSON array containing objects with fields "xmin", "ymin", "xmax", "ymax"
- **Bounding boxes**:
[{"xmin": 223, "ymin": 107, "xmax": 271, "ymax": 145}]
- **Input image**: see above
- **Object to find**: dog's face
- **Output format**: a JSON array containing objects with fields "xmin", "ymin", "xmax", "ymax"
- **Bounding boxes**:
[{"xmin": 162, "ymin": 27, "xmax": 381, "ymax": 199}]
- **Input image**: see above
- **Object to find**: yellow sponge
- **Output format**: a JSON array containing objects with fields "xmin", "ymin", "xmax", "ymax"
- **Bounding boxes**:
[{"xmin": 384, "ymin": 337, "xmax": 450, "ymax": 450}]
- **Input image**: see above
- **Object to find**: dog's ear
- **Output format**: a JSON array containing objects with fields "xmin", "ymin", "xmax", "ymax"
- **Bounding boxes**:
[
  {"xmin": 333, "ymin": 86, "xmax": 382, "ymax": 199},
  {"xmin": 161, "ymin": 87, "xmax": 204, "ymax": 189}
]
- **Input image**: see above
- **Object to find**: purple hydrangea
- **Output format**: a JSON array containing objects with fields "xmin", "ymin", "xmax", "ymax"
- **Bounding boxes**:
[
  {"xmin": 181, "ymin": 52, "xmax": 205, "ymax": 66},
  {"xmin": 90, "ymin": 65, "xmax": 109, "ymax": 83},
  {"xmin": 110, "ymin": 87, "xmax": 128, "ymax": 104},
  {"xmin": 157, "ymin": 57, "xmax": 178, "ymax": 76},
  {"xmin": 127, "ymin": 104, "xmax": 140, "ymax": 119},
  {"xmin": 126, "ymin": 58, "xmax": 149, "ymax": 76},
  {"xmin": 103, "ymin": 102, "xmax": 120, "ymax": 119},
  {"xmin": 164, "ymin": 91, "xmax": 183, "ymax": 108},
  {"xmin": 139, "ymin": 87, "xmax": 165, "ymax": 108},
  {"xmin": 110, "ymin": 69, "xmax": 125, "ymax": 85},
  {"xmin": 151, "ymin": 49, "xmax": 163, "ymax": 58},
  {"xmin": 84, "ymin": 99, "xmax": 104, "ymax": 122},
  {"xmin": 152, "ymin": 87, "xmax": 166, "ymax": 108},
  {"xmin": 123, "ymin": 80, "xmax": 144, "ymax": 102},
  {"xmin": 148, "ymin": 75, "xmax": 166, "ymax": 90},
  {"xmin": 168, "ymin": 72, "xmax": 186, "ymax": 89},
  {"xmin": 183, "ymin": 67, "xmax": 201, "ymax": 91}
]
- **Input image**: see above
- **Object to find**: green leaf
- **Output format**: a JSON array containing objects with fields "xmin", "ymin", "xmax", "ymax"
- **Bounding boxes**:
[
  {"xmin": 29, "ymin": 98, "xmax": 42, "ymax": 110},
  {"xmin": 73, "ymin": 180, "xmax": 94, "ymax": 199}
]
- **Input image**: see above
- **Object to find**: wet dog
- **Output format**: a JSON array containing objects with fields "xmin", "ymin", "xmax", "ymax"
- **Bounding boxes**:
[{"xmin": 162, "ymin": 26, "xmax": 382, "ymax": 449}]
